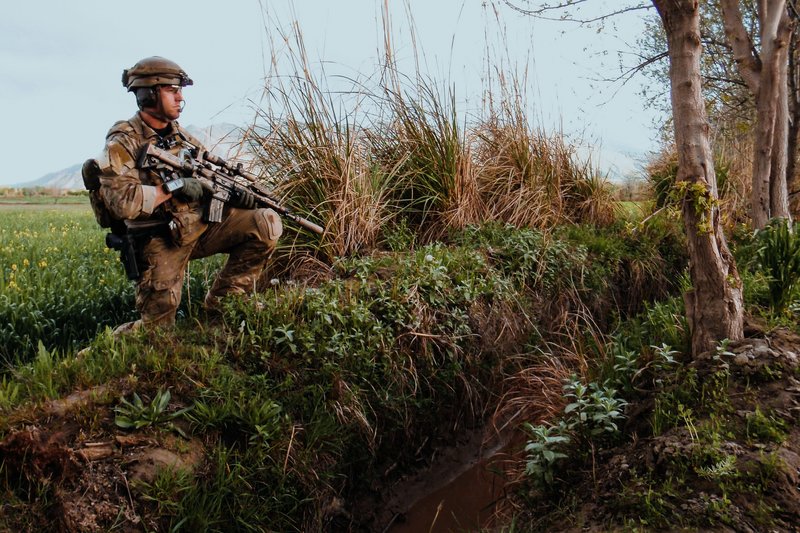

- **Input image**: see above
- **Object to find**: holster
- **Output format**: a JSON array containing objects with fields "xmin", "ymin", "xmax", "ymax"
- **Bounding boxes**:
[{"xmin": 106, "ymin": 219, "xmax": 170, "ymax": 280}]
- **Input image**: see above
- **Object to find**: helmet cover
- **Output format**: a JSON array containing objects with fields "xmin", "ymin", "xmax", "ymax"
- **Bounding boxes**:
[{"xmin": 122, "ymin": 56, "xmax": 193, "ymax": 91}]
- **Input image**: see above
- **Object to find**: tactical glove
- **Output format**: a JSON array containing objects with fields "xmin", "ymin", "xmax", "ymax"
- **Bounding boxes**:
[
  {"xmin": 230, "ymin": 187, "xmax": 257, "ymax": 210},
  {"xmin": 175, "ymin": 177, "xmax": 204, "ymax": 202}
]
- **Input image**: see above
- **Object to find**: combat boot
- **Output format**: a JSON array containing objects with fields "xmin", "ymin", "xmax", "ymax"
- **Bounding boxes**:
[{"xmin": 112, "ymin": 320, "xmax": 143, "ymax": 338}]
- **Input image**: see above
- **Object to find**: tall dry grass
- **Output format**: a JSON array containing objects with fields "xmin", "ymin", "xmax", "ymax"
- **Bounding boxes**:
[
  {"xmin": 713, "ymin": 134, "xmax": 752, "ymax": 226},
  {"xmin": 245, "ymin": 25, "xmax": 400, "ymax": 266},
  {"xmin": 369, "ymin": 79, "xmax": 485, "ymax": 241},
  {"xmin": 475, "ymin": 66, "xmax": 618, "ymax": 229},
  {"xmin": 243, "ymin": 6, "xmax": 619, "ymax": 263},
  {"xmin": 474, "ymin": 112, "xmax": 617, "ymax": 229}
]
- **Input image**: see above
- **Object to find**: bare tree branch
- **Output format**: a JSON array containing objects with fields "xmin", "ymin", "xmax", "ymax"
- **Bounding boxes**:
[
  {"xmin": 788, "ymin": 0, "xmax": 800, "ymax": 20},
  {"xmin": 501, "ymin": 1, "xmax": 651, "ymax": 25},
  {"xmin": 700, "ymin": 36, "xmax": 734, "ymax": 51},
  {"xmin": 597, "ymin": 50, "xmax": 668, "ymax": 85},
  {"xmin": 704, "ymin": 75, "xmax": 750, "ymax": 87}
]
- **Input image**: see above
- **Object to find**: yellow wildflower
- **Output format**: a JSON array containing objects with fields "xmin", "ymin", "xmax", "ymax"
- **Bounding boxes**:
[
  {"xmin": 23, "ymin": 259, "xmax": 29, "ymax": 267},
  {"xmin": 11, "ymin": 264, "xmax": 16, "ymax": 271},
  {"xmin": 39, "ymin": 260, "xmax": 47, "ymax": 268}
]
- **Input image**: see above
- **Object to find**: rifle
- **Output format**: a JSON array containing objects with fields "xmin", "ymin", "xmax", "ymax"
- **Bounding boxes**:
[{"xmin": 137, "ymin": 143, "xmax": 324, "ymax": 235}]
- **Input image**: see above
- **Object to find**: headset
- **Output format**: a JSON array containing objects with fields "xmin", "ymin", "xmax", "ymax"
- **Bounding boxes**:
[{"xmin": 135, "ymin": 87, "xmax": 159, "ymax": 109}]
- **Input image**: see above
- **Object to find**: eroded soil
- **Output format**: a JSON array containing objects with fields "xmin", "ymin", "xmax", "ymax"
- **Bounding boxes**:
[
  {"xmin": 0, "ymin": 386, "xmax": 203, "ymax": 532},
  {"xmin": 3, "ymin": 320, "xmax": 800, "ymax": 532}
]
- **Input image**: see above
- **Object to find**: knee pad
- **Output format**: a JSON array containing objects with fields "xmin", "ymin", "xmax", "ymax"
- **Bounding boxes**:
[{"xmin": 255, "ymin": 208, "xmax": 283, "ymax": 243}]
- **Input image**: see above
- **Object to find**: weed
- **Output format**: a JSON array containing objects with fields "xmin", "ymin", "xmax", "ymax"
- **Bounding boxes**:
[
  {"xmin": 523, "ymin": 422, "xmax": 570, "ymax": 486},
  {"xmin": 115, "ymin": 388, "xmax": 192, "ymax": 437},
  {"xmin": 700, "ymin": 492, "xmax": 734, "ymax": 524},
  {"xmin": 522, "ymin": 375, "xmax": 628, "ymax": 490},
  {"xmin": 610, "ymin": 342, "xmax": 639, "ymax": 392},
  {"xmin": 696, "ymin": 454, "xmax": 737, "ymax": 480},
  {"xmin": 455, "ymin": 222, "xmax": 583, "ymax": 294},
  {"xmin": 19, "ymin": 342, "xmax": 65, "ymax": 400},
  {"xmin": 562, "ymin": 377, "xmax": 627, "ymax": 438},
  {"xmin": 137, "ymin": 466, "xmax": 194, "ymax": 519},
  {"xmin": 381, "ymin": 217, "xmax": 416, "ymax": 252},
  {"xmin": 753, "ymin": 218, "xmax": 800, "ymax": 312},
  {"xmin": 167, "ymin": 444, "xmax": 295, "ymax": 531},
  {"xmin": 678, "ymin": 404, "xmax": 699, "ymax": 441},
  {"xmin": 619, "ymin": 296, "xmax": 689, "ymax": 356},
  {"xmin": 745, "ymin": 407, "xmax": 788, "ymax": 444},
  {"xmin": 0, "ymin": 374, "xmax": 20, "ymax": 411}
]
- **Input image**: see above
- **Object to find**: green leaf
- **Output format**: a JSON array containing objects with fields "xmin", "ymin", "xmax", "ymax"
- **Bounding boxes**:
[
  {"xmin": 132, "ymin": 392, "xmax": 144, "ymax": 410},
  {"xmin": 115, "ymin": 417, "xmax": 135, "ymax": 429},
  {"xmin": 157, "ymin": 389, "xmax": 171, "ymax": 412}
]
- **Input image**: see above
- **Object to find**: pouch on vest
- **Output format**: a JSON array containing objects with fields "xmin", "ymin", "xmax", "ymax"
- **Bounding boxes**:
[{"xmin": 168, "ymin": 208, "xmax": 208, "ymax": 246}]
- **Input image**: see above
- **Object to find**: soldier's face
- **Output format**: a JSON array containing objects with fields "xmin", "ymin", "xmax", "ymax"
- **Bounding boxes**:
[{"xmin": 157, "ymin": 85, "xmax": 184, "ymax": 120}]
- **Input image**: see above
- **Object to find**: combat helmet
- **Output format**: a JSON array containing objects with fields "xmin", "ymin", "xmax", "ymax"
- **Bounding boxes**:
[{"xmin": 122, "ymin": 56, "xmax": 193, "ymax": 91}]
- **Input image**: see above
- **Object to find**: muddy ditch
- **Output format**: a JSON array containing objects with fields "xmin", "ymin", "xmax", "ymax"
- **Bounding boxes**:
[{"xmin": 338, "ymin": 422, "xmax": 525, "ymax": 532}]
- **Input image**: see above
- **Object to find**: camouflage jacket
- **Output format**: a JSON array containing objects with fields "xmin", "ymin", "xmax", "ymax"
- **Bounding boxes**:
[{"xmin": 96, "ymin": 113, "xmax": 205, "ymax": 222}]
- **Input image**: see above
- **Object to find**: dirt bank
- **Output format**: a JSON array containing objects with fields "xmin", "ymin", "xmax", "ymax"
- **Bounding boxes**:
[{"xmin": 504, "ymin": 319, "xmax": 800, "ymax": 532}]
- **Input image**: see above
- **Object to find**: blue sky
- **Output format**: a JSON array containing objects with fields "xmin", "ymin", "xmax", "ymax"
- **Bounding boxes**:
[{"xmin": 0, "ymin": 0, "xmax": 662, "ymax": 186}]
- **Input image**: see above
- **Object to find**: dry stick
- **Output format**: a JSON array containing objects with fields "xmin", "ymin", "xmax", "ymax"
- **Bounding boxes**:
[
  {"xmin": 634, "ymin": 205, "xmax": 667, "ymax": 232},
  {"xmin": 283, "ymin": 424, "xmax": 297, "ymax": 475},
  {"xmin": 428, "ymin": 501, "xmax": 445, "ymax": 533},
  {"xmin": 121, "ymin": 471, "xmax": 138, "ymax": 522}
]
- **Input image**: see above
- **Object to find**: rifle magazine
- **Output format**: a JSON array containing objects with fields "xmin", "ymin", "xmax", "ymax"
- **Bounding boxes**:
[{"xmin": 206, "ymin": 197, "xmax": 225, "ymax": 223}]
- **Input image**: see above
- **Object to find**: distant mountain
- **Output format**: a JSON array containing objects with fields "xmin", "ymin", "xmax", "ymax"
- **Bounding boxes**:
[
  {"xmin": 19, "ymin": 163, "xmax": 85, "ymax": 190},
  {"xmin": 183, "ymin": 123, "xmax": 243, "ymax": 157},
  {"xmin": 14, "ymin": 123, "xmax": 245, "ymax": 191}
]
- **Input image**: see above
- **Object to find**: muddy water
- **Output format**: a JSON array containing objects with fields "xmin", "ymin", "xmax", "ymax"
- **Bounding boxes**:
[{"xmin": 387, "ymin": 436, "xmax": 514, "ymax": 532}]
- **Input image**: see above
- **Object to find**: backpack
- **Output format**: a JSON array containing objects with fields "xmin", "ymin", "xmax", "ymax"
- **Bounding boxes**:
[{"xmin": 81, "ymin": 158, "xmax": 118, "ymax": 231}]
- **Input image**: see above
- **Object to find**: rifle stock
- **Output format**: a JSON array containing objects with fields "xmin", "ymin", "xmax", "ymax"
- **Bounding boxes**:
[{"xmin": 138, "ymin": 144, "xmax": 324, "ymax": 235}]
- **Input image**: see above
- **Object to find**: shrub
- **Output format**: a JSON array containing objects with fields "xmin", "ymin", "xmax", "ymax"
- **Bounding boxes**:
[{"xmin": 753, "ymin": 218, "xmax": 800, "ymax": 312}]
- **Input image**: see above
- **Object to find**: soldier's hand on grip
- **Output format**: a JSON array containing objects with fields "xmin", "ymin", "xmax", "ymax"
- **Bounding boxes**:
[
  {"xmin": 175, "ymin": 177, "xmax": 204, "ymax": 202},
  {"xmin": 230, "ymin": 187, "xmax": 257, "ymax": 209}
]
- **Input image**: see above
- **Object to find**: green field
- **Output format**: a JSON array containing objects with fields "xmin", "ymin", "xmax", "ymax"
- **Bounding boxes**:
[
  {"xmin": 0, "ymin": 205, "xmax": 222, "ymax": 364},
  {"xmin": 0, "ymin": 193, "xmax": 90, "ymax": 206},
  {"xmin": 0, "ymin": 207, "xmax": 133, "ymax": 363}
]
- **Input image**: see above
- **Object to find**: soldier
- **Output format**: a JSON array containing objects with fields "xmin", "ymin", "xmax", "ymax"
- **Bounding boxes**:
[{"xmin": 91, "ymin": 56, "xmax": 282, "ymax": 334}]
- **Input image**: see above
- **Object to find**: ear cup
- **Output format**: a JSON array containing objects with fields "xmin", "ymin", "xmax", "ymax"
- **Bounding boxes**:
[{"xmin": 135, "ymin": 87, "xmax": 158, "ymax": 108}]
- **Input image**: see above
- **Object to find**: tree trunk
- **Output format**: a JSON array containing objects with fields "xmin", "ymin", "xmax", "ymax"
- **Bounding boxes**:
[
  {"xmin": 789, "ymin": 28, "xmax": 800, "ymax": 217},
  {"xmin": 771, "ymin": 38, "xmax": 791, "ymax": 220},
  {"xmin": 720, "ymin": 0, "xmax": 792, "ymax": 228},
  {"xmin": 752, "ymin": 3, "xmax": 790, "ymax": 227},
  {"xmin": 653, "ymin": 0, "xmax": 744, "ymax": 356}
]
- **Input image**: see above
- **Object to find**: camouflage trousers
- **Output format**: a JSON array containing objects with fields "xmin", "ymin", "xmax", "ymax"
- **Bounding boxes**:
[{"xmin": 131, "ymin": 206, "xmax": 282, "ymax": 329}]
